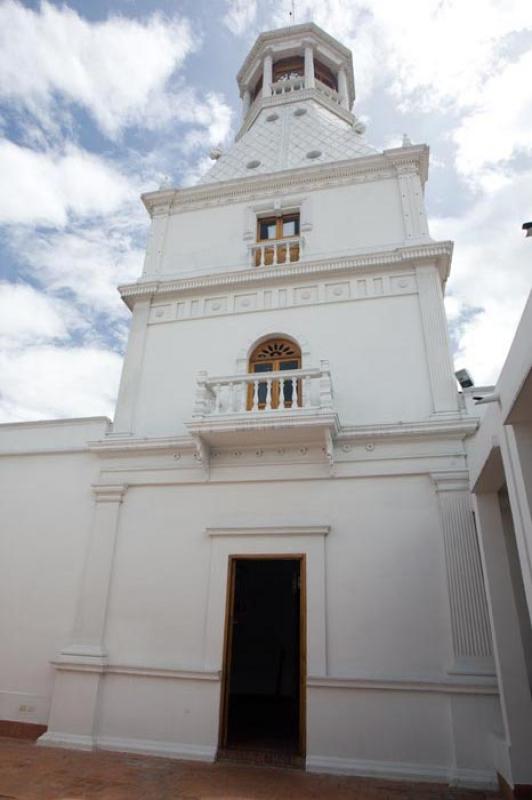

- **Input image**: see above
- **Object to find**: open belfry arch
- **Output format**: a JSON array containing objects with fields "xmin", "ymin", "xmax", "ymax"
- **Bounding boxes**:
[{"xmin": 2, "ymin": 20, "xmax": 532, "ymax": 795}]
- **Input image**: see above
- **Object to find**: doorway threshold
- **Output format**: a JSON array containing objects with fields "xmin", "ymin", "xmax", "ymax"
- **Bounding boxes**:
[{"xmin": 217, "ymin": 746, "xmax": 305, "ymax": 770}]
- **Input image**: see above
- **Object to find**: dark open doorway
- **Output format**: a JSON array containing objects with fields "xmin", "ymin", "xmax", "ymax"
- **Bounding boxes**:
[{"xmin": 220, "ymin": 556, "xmax": 306, "ymax": 759}]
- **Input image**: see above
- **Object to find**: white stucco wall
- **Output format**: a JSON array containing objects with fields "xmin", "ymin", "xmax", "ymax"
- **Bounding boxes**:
[
  {"xmin": 146, "ymin": 178, "xmax": 408, "ymax": 280},
  {"xmin": 129, "ymin": 290, "xmax": 434, "ymax": 436},
  {"xmin": 0, "ymin": 418, "xmax": 109, "ymax": 726}
]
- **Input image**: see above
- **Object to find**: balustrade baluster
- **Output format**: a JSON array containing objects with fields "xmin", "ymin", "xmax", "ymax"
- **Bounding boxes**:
[
  {"xmin": 303, "ymin": 376, "xmax": 312, "ymax": 408},
  {"xmin": 279, "ymin": 378, "xmax": 286, "ymax": 409},
  {"xmin": 227, "ymin": 382, "xmax": 234, "ymax": 413},
  {"xmin": 214, "ymin": 384, "xmax": 223, "ymax": 414},
  {"xmin": 265, "ymin": 378, "xmax": 272, "ymax": 410},
  {"xmin": 272, "ymin": 242, "xmax": 278, "ymax": 266},
  {"xmin": 252, "ymin": 380, "xmax": 259, "ymax": 411},
  {"xmin": 240, "ymin": 380, "xmax": 247, "ymax": 412},
  {"xmin": 293, "ymin": 379, "xmax": 300, "ymax": 409}
]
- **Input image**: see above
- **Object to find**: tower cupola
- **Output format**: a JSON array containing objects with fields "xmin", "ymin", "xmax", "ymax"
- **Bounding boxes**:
[{"xmin": 237, "ymin": 23, "xmax": 356, "ymax": 134}]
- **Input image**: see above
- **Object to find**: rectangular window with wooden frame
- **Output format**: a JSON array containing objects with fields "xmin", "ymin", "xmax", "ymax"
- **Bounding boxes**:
[{"xmin": 255, "ymin": 212, "xmax": 300, "ymax": 267}]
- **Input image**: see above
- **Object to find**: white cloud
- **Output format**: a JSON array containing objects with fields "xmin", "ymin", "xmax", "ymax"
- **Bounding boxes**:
[
  {"xmin": 0, "ymin": 139, "xmax": 135, "ymax": 226},
  {"xmin": 0, "ymin": 281, "xmax": 122, "ymax": 423},
  {"xmin": 0, "ymin": 344, "xmax": 122, "ymax": 422},
  {"xmin": 453, "ymin": 48, "xmax": 532, "ymax": 180},
  {"xmin": 7, "ymin": 221, "xmax": 144, "ymax": 317},
  {"xmin": 0, "ymin": 282, "xmax": 74, "ymax": 343},
  {"xmin": 0, "ymin": 0, "xmax": 198, "ymax": 138},
  {"xmin": 224, "ymin": 0, "xmax": 258, "ymax": 36},
  {"xmin": 431, "ymin": 169, "xmax": 532, "ymax": 384}
]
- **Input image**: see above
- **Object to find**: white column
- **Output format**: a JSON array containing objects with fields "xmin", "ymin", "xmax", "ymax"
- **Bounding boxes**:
[
  {"xmin": 473, "ymin": 492, "xmax": 532, "ymax": 788},
  {"xmin": 262, "ymin": 51, "xmax": 273, "ymax": 97},
  {"xmin": 39, "ymin": 484, "xmax": 127, "ymax": 751},
  {"xmin": 417, "ymin": 264, "xmax": 460, "ymax": 414},
  {"xmin": 112, "ymin": 299, "xmax": 151, "ymax": 434},
  {"xmin": 432, "ymin": 473, "xmax": 493, "ymax": 672},
  {"xmin": 304, "ymin": 43, "xmax": 315, "ymax": 89},
  {"xmin": 338, "ymin": 67, "xmax": 349, "ymax": 108},
  {"xmin": 242, "ymin": 87, "xmax": 251, "ymax": 118},
  {"xmin": 396, "ymin": 164, "xmax": 430, "ymax": 242}
]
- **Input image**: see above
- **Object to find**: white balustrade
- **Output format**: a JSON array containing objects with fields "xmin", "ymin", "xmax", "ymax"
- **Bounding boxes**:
[
  {"xmin": 315, "ymin": 78, "xmax": 340, "ymax": 104},
  {"xmin": 192, "ymin": 366, "xmax": 333, "ymax": 418},
  {"xmin": 271, "ymin": 76, "xmax": 305, "ymax": 95},
  {"xmin": 251, "ymin": 236, "xmax": 302, "ymax": 268}
]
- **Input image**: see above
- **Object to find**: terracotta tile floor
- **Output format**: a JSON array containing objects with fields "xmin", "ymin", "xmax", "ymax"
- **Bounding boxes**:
[{"xmin": 0, "ymin": 737, "xmax": 501, "ymax": 800}]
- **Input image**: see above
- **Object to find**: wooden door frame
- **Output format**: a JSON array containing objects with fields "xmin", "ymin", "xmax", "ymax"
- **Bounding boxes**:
[{"xmin": 218, "ymin": 554, "xmax": 307, "ymax": 757}]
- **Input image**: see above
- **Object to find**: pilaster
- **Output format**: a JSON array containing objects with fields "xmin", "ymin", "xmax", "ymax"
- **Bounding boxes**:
[
  {"xmin": 432, "ymin": 473, "xmax": 493, "ymax": 674},
  {"xmin": 142, "ymin": 204, "xmax": 171, "ymax": 277},
  {"xmin": 40, "ymin": 484, "xmax": 127, "ymax": 751},
  {"xmin": 63, "ymin": 483, "xmax": 127, "ymax": 659},
  {"xmin": 396, "ymin": 164, "xmax": 429, "ymax": 242},
  {"xmin": 417, "ymin": 265, "xmax": 459, "ymax": 414},
  {"xmin": 112, "ymin": 300, "xmax": 151, "ymax": 434}
]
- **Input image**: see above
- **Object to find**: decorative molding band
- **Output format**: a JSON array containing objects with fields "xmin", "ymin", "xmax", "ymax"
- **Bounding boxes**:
[
  {"xmin": 339, "ymin": 417, "xmax": 477, "ymax": 443},
  {"xmin": 38, "ymin": 732, "xmax": 95, "ymax": 751},
  {"xmin": 92, "ymin": 483, "xmax": 128, "ymax": 503},
  {"xmin": 0, "ymin": 446, "xmax": 90, "ymax": 457},
  {"xmin": 48, "ymin": 658, "xmax": 495, "ymax": 695},
  {"xmin": 305, "ymin": 755, "xmax": 496, "ymax": 790},
  {"xmin": 141, "ymin": 145, "xmax": 430, "ymax": 216},
  {"xmin": 96, "ymin": 736, "xmax": 217, "ymax": 763},
  {"xmin": 87, "ymin": 416, "xmax": 478, "ymax": 458},
  {"xmin": 307, "ymin": 673, "xmax": 498, "ymax": 695},
  {"xmin": 206, "ymin": 525, "xmax": 330, "ymax": 537},
  {"xmin": 51, "ymin": 660, "xmax": 221, "ymax": 681},
  {"xmin": 119, "ymin": 242, "xmax": 453, "ymax": 308},
  {"xmin": 145, "ymin": 271, "xmax": 417, "ymax": 326},
  {"xmin": 38, "ymin": 732, "xmax": 217, "ymax": 763}
]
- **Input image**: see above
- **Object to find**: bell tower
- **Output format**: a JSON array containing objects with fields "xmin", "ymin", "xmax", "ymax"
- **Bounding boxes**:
[{"xmin": 40, "ymin": 23, "xmax": 499, "ymax": 791}]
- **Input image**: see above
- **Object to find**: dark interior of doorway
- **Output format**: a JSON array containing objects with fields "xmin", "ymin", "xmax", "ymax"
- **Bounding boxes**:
[{"xmin": 224, "ymin": 558, "xmax": 301, "ymax": 757}]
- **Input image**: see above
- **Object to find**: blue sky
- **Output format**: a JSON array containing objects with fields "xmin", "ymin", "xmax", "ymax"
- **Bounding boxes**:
[{"xmin": 0, "ymin": 0, "xmax": 531, "ymax": 421}]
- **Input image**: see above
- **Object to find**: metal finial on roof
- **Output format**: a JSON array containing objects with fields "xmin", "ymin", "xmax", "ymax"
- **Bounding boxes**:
[{"xmin": 289, "ymin": 0, "xmax": 296, "ymax": 25}]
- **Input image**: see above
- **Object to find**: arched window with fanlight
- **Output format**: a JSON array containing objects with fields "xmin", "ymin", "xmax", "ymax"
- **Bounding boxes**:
[{"xmin": 247, "ymin": 337, "xmax": 302, "ymax": 410}]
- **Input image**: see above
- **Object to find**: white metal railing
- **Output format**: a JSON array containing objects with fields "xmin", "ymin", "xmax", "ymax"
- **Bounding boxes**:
[
  {"xmin": 251, "ymin": 237, "xmax": 302, "ymax": 268},
  {"xmin": 315, "ymin": 78, "xmax": 340, "ymax": 104},
  {"xmin": 271, "ymin": 76, "xmax": 305, "ymax": 95},
  {"xmin": 193, "ymin": 364, "xmax": 333, "ymax": 417}
]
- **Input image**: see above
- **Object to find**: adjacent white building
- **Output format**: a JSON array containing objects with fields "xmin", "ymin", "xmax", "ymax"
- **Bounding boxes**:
[{"xmin": 1, "ymin": 22, "xmax": 531, "ymax": 794}]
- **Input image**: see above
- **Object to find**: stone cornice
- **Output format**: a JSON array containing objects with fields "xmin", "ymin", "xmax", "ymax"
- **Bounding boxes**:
[
  {"xmin": 141, "ymin": 145, "xmax": 429, "ymax": 217},
  {"xmin": 338, "ymin": 417, "xmax": 478, "ymax": 443},
  {"xmin": 88, "ymin": 414, "xmax": 476, "ymax": 457},
  {"xmin": 119, "ymin": 241, "xmax": 453, "ymax": 309}
]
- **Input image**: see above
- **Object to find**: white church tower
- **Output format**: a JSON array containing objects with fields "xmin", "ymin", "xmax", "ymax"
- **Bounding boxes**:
[{"xmin": 28, "ymin": 22, "xmax": 506, "ymax": 784}]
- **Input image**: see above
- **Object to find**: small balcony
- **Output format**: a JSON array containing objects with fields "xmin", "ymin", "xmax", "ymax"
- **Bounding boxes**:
[
  {"xmin": 251, "ymin": 236, "xmax": 303, "ymax": 268},
  {"xmin": 315, "ymin": 78, "xmax": 340, "ymax": 105},
  {"xmin": 187, "ymin": 363, "xmax": 339, "ymax": 450},
  {"xmin": 271, "ymin": 76, "xmax": 305, "ymax": 95}
]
